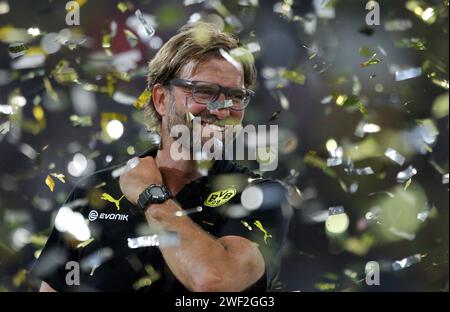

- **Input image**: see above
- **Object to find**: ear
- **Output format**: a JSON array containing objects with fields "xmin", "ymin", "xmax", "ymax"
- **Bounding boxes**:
[{"xmin": 151, "ymin": 83, "xmax": 170, "ymax": 117}]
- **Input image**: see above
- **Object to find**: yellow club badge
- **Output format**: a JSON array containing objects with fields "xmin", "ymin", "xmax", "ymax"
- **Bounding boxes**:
[{"xmin": 204, "ymin": 188, "xmax": 237, "ymax": 207}]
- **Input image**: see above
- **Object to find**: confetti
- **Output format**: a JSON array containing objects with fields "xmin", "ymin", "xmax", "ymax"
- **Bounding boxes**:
[
  {"xmin": 8, "ymin": 42, "xmax": 27, "ymax": 58},
  {"xmin": 354, "ymin": 121, "xmax": 381, "ymax": 138},
  {"xmin": 207, "ymin": 99, "xmax": 234, "ymax": 111},
  {"xmin": 127, "ymin": 233, "xmax": 180, "ymax": 248},
  {"xmin": 70, "ymin": 115, "xmax": 92, "ymax": 127},
  {"xmin": 443, "ymin": 173, "xmax": 449, "ymax": 185},
  {"xmin": 117, "ymin": 1, "xmax": 129, "ymax": 13},
  {"xmin": 389, "ymin": 227, "xmax": 416, "ymax": 241},
  {"xmin": 132, "ymin": 264, "xmax": 160, "ymax": 290},
  {"xmin": 385, "ymin": 148, "xmax": 406, "ymax": 166},
  {"xmin": 133, "ymin": 89, "xmax": 151, "ymax": 111},
  {"xmin": 395, "ymin": 67, "xmax": 422, "ymax": 81},
  {"xmin": 384, "ymin": 19, "xmax": 413, "ymax": 31},
  {"xmin": 241, "ymin": 220, "xmax": 253, "ymax": 231},
  {"xmin": 80, "ymin": 247, "xmax": 114, "ymax": 273},
  {"xmin": 44, "ymin": 175, "xmax": 55, "ymax": 192},
  {"xmin": 268, "ymin": 110, "xmax": 282, "ymax": 122},
  {"xmin": 396, "ymin": 165, "xmax": 418, "ymax": 183},
  {"xmin": 392, "ymin": 254, "xmax": 423, "ymax": 271},
  {"xmin": 135, "ymin": 9, "xmax": 155, "ymax": 37},
  {"xmin": 52, "ymin": 60, "xmax": 78, "ymax": 83},
  {"xmin": 111, "ymin": 157, "xmax": 140, "ymax": 178},
  {"xmin": 395, "ymin": 38, "xmax": 426, "ymax": 50},
  {"xmin": 360, "ymin": 54, "xmax": 382, "ymax": 68},
  {"xmin": 124, "ymin": 29, "xmax": 139, "ymax": 48},
  {"xmin": 280, "ymin": 68, "xmax": 306, "ymax": 85},
  {"xmin": 76, "ymin": 238, "xmax": 95, "ymax": 248},
  {"xmin": 353, "ymin": 167, "xmax": 375, "ymax": 176},
  {"xmin": 174, "ymin": 206, "xmax": 203, "ymax": 217}
]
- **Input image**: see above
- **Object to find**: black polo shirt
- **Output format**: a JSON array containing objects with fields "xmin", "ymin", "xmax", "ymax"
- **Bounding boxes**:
[{"xmin": 31, "ymin": 149, "xmax": 293, "ymax": 292}]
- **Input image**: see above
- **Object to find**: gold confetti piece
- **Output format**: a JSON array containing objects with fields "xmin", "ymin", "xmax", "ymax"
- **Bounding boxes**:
[
  {"xmin": 94, "ymin": 181, "xmax": 107, "ymax": 189},
  {"xmin": 133, "ymin": 264, "xmax": 161, "ymax": 290},
  {"xmin": 70, "ymin": 115, "xmax": 92, "ymax": 127},
  {"xmin": 101, "ymin": 112, "xmax": 127, "ymax": 123},
  {"xmin": 117, "ymin": 1, "xmax": 128, "ymax": 12},
  {"xmin": 358, "ymin": 45, "xmax": 376, "ymax": 58},
  {"xmin": 29, "ymin": 234, "xmax": 48, "ymax": 248},
  {"xmin": 50, "ymin": 173, "xmax": 66, "ymax": 183},
  {"xmin": 124, "ymin": 29, "xmax": 138, "ymax": 48},
  {"xmin": 431, "ymin": 78, "xmax": 449, "ymax": 90},
  {"xmin": 314, "ymin": 282, "xmax": 336, "ymax": 291},
  {"xmin": 43, "ymin": 77, "xmax": 58, "ymax": 101},
  {"xmin": 334, "ymin": 93, "xmax": 368, "ymax": 117},
  {"xmin": 269, "ymin": 110, "xmax": 282, "ymax": 122},
  {"xmin": 304, "ymin": 151, "xmax": 337, "ymax": 178},
  {"xmin": 281, "ymin": 68, "xmax": 306, "ymax": 85},
  {"xmin": 45, "ymin": 175, "xmax": 55, "ymax": 192},
  {"xmin": 12, "ymin": 269, "xmax": 27, "ymax": 288},
  {"xmin": 52, "ymin": 60, "xmax": 79, "ymax": 84},
  {"xmin": 77, "ymin": 238, "xmax": 94, "ymax": 248},
  {"xmin": 133, "ymin": 89, "xmax": 151, "ymax": 111},
  {"xmin": 395, "ymin": 38, "xmax": 426, "ymax": 51},
  {"xmin": 404, "ymin": 178, "xmax": 413, "ymax": 191},
  {"xmin": 254, "ymin": 220, "xmax": 272, "ymax": 244},
  {"xmin": 360, "ymin": 53, "xmax": 382, "ymax": 68},
  {"xmin": 100, "ymin": 193, "xmax": 125, "ymax": 211}
]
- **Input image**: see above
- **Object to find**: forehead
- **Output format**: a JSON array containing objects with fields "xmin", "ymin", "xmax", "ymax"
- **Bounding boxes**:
[{"xmin": 179, "ymin": 56, "xmax": 244, "ymax": 89}]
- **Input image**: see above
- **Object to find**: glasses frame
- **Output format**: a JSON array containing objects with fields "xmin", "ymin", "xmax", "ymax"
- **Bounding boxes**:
[{"xmin": 167, "ymin": 78, "xmax": 255, "ymax": 111}]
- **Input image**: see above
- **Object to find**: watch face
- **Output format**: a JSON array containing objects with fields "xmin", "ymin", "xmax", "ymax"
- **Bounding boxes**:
[{"xmin": 149, "ymin": 186, "xmax": 164, "ymax": 197}]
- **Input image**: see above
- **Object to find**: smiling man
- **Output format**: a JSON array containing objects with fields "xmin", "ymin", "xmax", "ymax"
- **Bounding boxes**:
[{"xmin": 32, "ymin": 22, "xmax": 294, "ymax": 292}]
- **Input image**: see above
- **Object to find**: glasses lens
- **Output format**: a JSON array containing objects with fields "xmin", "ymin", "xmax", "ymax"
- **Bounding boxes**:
[
  {"xmin": 228, "ymin": 89, "xmax": 251, "ymax": 110},
  {"xmin": 193, "ymin": 82, "xmax": 220, "ymax": 104}
]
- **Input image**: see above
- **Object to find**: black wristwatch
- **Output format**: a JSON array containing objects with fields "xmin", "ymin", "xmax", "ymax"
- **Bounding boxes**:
[{"xmin": 137, "ymin": 184, "xmax": 172, "ymax": 211}]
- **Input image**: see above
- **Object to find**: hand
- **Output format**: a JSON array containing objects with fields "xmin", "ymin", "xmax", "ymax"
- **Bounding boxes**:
[{"xmin": 119, "ymin": 156, "xmax": 163, "ymax": 205}]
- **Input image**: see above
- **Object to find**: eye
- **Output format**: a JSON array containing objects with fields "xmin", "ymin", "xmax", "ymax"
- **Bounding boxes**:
[
  {"xmin": 229, "ymin": 89, "xmax": 246, "ymax": 102},
  {"xmin": 193, "ymin": 83, "xmax": 219, "ymax": 103}
]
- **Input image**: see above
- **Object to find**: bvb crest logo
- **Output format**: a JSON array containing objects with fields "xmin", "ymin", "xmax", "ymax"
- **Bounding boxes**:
[{"xmin": 204, "ymin": 188, "xmax": 237, "ymax": 207}]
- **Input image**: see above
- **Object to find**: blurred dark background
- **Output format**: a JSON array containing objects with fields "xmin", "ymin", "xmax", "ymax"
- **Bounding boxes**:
[{"xmin": 0, "ymin": 0, "xmax": 448, "ymax": 291}]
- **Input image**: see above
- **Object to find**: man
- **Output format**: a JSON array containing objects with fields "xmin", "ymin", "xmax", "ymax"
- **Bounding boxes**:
[{"xmin": 32, "ymin": 22, "xmax": 293, "ymax": 292}]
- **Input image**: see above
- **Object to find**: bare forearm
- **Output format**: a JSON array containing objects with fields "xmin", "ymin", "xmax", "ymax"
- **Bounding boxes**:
[{"xmin": 145, "ymin": 200, "xmax": 233, "ymax": 291}]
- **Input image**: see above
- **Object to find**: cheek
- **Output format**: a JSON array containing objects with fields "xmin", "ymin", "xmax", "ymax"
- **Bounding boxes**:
[
  {"xmin": 188, "ymin": 103, "xmax": 207, "ymax": 115},
  {"xmin": 231, "ymin": 110, "xmax": 244, "ymax": 121}
]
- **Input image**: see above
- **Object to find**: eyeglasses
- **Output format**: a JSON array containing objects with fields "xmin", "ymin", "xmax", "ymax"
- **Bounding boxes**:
[{"xmin": 167, "ymin": 78, "xmax": 254, "ymax": 111}]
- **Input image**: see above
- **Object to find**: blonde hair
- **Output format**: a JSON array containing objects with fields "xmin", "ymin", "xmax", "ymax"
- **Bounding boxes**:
[{"xmin": 144, "ymin": 22, "xmax": 257, "ymax": 133}]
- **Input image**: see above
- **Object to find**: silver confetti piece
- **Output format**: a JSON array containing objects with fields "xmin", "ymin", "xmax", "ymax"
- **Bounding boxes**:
[
  {"xmin": 135, "ymin": 9, "xmax": 155, "ymax": 37},
  {"xmin": 396, "ymin": 165, "xmax": 417, "ymax": 183},
  {"xmin": 389, "ymin": 227, "xmax": 416, "ymax": 241},
  {"xmin": 175, "ymin": 206, "xmax": 203, "ymax": 217},
  {"xmin": 127, "ymin": 232, "xmax": 179, "ymax": 248},
  {"xmin": 395, "ymin": 67, "xmax": 422, "ymax": 81},
  {"xmin": 111, "ymin": 157, "xmax": 140, "ymax": 178},
  {"xmin": 207, "ymin": 99, "xmax": 233, "ymax": 111},
  {"xmin": 392, "ymin": 254, "xmax": 422, "ymax": 271},
  {"xmin": 329, "ymin": 206, "xmax": 345, "ymax": 216},
  {"xmin": 385, "ymin": 148, "xmax": 406, "ymax": 166},
  {"xmin": 443, "ymin": 173, "xmax": 449, "ymax": 185}
]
